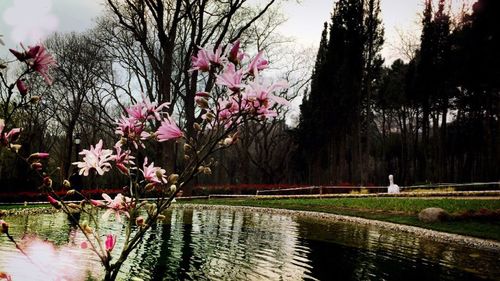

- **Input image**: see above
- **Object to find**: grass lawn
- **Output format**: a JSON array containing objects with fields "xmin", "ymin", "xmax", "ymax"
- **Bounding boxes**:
[{"xmin": 180, "ymin": 197, "xmax": 500, "ymax": 241}]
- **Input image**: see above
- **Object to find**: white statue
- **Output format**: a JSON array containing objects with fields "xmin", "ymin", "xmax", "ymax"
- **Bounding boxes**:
[{"xmin": 387, "ymin": 174, "xmax": 400, "ymax": 194}]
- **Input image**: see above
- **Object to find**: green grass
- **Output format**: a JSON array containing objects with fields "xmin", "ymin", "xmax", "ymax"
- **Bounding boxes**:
[
  {"xmin": 180, "ymin": 197, "xmax": 500, "ymax": 241},
  {"xmin": 0, "ymin": 203, "xmax": 49, "ymax": 210}
]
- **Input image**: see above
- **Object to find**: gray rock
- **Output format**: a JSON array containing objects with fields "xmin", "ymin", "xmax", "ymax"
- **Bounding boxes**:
[{"xmin": 418, "ymin": 207, "xmax": 449, "ymax": 223}]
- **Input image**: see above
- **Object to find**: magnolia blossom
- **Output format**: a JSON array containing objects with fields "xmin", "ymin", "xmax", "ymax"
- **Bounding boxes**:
[
  {"xmin": 243, "ymin": 79, "xmax": 289, "ymax": 117},
  {"xmin": 16, "ymin": 79, "xmax": 28, "ymax": 96},
  {"xmin": 141, "ymin": 157, "xmax": 167, "ymax": 185},
  {"xmin": 190, "ymin": 46, "xmax": 223, "ymax": 72},
  {"xmin": 126, "ymin": 93, "xmax": 169, "ymax": 121},
  {"xmin": 156, "ymin": 117, "xmax": 183, "ymax": 142},
  {"xmin": 105, "ymin": 234, "xmax": 117, "ymax": 252},
  {"xmin": 0, "ymin": 119, "xmax": 21, "ymax": 146},
  {"xmin": 29, "ymin": 45, "xmax": 57, "ymax": 85},
  {"xmin": 99, "ymin": 193, "xmax": 132, "ymax": 222},
  {"xmin": 115, "ymin": 116, "xmax": 149, "ymax": 148},
  {"xmin": 247, "ymin": 51, "xmax": 269, "ymax": 76},
  {"xmin": 73, "ymin": 140, "xmax": 114, "ymax": 176},
  {"xmin": 217, "ymin": 98, "xmax": 240, "ymax": 121},
  {"xmin": 228, "ymin": 40, "xmax": 245, "ymax": 64},
  {"xmin": 112, "ymin": 142, "xmax": 135, "ymax": 175},
  {"xmin": 191, "ymin": 49, "xmax": 211, "ymax": 72},
  {"xmin": 216, "ymin": 63, "xmax": 244, "ymax": 92}
]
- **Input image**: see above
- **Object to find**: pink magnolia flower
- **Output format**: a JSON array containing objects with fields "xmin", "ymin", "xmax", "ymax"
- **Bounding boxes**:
[
  {"xmin": 105, "ymin": 234, "xmax": 117, "ymax": 252},
  {"xmin": 216, "ymin": 63, "xmax": 244, "ymax": 92},
  {"xmin": 191, "ymin": 49, "xmax": 211, "ymax": 72},
  {"xmin": 105, "ymin": 237, "xmax": 115, "ymax": 251},
  {"xmin": 217, "ymin": 98, "xmax": 240, "ymax": 120},
  {"xmin": 73, "ymin": 140, "xmax": 114, "ymax": 176},
  {"xmin": 156, "ymin": 117, "xmax": 183, "ymax": 142},
  {"xmin": 0, "ymin": 119, "xmax": 21, "ymax": 146},
  {"xmin": 126, "ymin": 93, "xmax": 169, "ymax": 121},
  {"xmin": 28, "ymin": 44, "xmax": 57, "ymax": 85},
  {"xmin": 243, "ymin": 79, "xmax": 289, "ymax": 117},
  {"xmin": 208, "ymin": 45, "xmax": 224, "ymax": 65},
  {"xmin": 247, "ymin": 51, "xmax": 269, "ymax": 76},
  {"xmin": 228, "ymin": 40, "xmax": 245, "ymax": 64},
  {"xmin": 100, "ymin": 193, "xmax": 132, "ymax": 222},
  {"xmin": 141, "ymin": 157, "xmax": 167, "ymax": 185},
  {"xmin": 112, "ymin": 142, "xmax": 135, "ymax": 175},
  {"xmin": 190, "ymin": 46, "xmax": 224, "ymax": 72},
  {"xmin": 115, "ymin": 116, "xmax": 149, "ymax": 148}
]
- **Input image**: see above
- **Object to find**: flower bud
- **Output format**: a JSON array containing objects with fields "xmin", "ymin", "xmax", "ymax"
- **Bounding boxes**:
[
  {"xmin": 197, "ymin": 166, "xmax": 204, "ymax": 173},
  {"xmin": 157, "ymin": 214, "xmax": 166, "ymax": 221},
  {"xmin": 169, "ymin": 184, "xmax": 177, "ymax": 194},
  {"xmin": 183, "ymin": 143, "xmax": 192, "ymax": 151},
  {"xmin": 29, "ymin": 96, "xmax": 40, "ymax": 104},
  {"xmin": 90, "ymin": 199, "xmax": 103, "ymax": 207},
  {"xmin": 84, "ymin": 225, "xmax": 93, "ymax": 234},
  {"xmin": 168, "ymin": 174, "xmax": 179, "ymax": 184},
  {"xmin": 116, "ymin": 163, "xmax": 130, "ymax": 175},
  {"xmin": 43, "ymin": 176, "xmax": 53, "ymax": 188},
  {"xmin": 204, "ymin": 112, "xmax": 215, "ymax": 122},
  {"xmin": 30, "ymin": 162, "xmax": 43, "ymax": 171},
  {"xmin": 16, "ymin": 79, "xmax": 28, "ymax": 96},
  {"xmin": 145, "ymin": 183, "xmax": 156, "ymax": 191},
  {"xmin": 184, "ymin": 155, "xmax": 190, "ymax": 161},
  {"xmin": 195, "ymin": 91, "xmax": 210, "ymax": 98},
  {"xmin": 9, "ymin": 144, "xmax": 21, "ymax": 153},
  {"xmin": 223, "ymin": 137, "xmax": 233, "ymax": 146},
  {"xmin": 193, "ymin": 122, "xmax": 202, "ymax": 131},
  {"xmin": 195, "ymin": 96, "xmax": 209, "ymax": 109},
  {"xmin": 29, "ymin": 152, "xmax": 50, "ymax": 160},
  {"xmin": 0, "ymin": 220, "xmax": 9, "ymax": 234},
  {"xmin": 47, "ymin": 195, "xmax": 61, "ymax": 209},
  {"xmin": 63, "ymin": 180, "xmax": 71, "ymax": 189},
  {"xmin": 66, "ymin": 189, "xmax": 76, "ymax": 196},
  {"xmin": 67, "ymin": 203, "xmax": 80, "ymax": 209},
  {"xmin": 135, "ymin": 216, "xmax": 145, "ymax": 227},
  {"xmin": 203, "ymin": 167, "xmax": 212, "ymax": 175}
]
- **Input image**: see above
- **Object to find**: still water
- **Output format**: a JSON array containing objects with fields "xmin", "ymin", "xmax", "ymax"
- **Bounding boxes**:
[{"xmin": 0, "ymin": 206, "xmax": 499, "ymax": 281}]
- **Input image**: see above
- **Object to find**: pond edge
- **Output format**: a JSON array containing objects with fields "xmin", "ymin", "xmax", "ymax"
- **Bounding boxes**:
[{"xmin": 174, "ymin": 203, "xmax": 500, "ymax": 252}]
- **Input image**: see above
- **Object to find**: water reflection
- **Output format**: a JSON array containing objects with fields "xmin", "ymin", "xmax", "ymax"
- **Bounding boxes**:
[{"xmin": 0, "ymin": 207, "xmax": 499, "ymax": 281}]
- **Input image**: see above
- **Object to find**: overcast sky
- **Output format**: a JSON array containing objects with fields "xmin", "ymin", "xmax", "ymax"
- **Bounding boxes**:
[{"xmin": 0, "ymin": 0, "xmax": 468, "ymax": 62}]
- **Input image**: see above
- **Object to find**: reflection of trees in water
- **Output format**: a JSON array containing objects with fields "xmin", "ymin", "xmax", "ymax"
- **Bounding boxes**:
[
  {"xmin": 296, "ymin": 216, "xmax": 499, "ymax": 281},
  {"xmin": 2, "ymin": 210, "xmax": 499, "ymax": 281},
  {"xmin": 121, "ymin": 208, "xmax": 315, "ymax": 281}
]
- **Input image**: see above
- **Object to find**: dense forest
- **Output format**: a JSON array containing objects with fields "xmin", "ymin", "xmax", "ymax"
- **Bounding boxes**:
[
  {"xmin": 0, "ymin": 0, "xmax": 498, "ymax": 193},
  {"xmin": 296, "ymin": 0, "xmax": 499, "ymax": 185}
]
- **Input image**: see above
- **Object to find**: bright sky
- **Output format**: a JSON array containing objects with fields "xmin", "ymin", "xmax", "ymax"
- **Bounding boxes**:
[{"xmin": 0, "ymin": 0, "xmax": 468, "ymax": 61}]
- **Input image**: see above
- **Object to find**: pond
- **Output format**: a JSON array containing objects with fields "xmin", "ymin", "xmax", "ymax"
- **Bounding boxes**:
[{"xmin": 0, "ymin": 206, "xmax": 499, "ymax": 280}]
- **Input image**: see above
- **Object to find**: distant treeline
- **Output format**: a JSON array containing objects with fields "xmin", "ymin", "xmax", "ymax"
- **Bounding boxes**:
[{"xmin": 295, "ymin": 0, "xmax": 499, "ymax": 185}]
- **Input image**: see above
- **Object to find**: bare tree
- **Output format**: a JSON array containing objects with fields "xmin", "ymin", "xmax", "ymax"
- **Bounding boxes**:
[{"xmin": 44, "ymin": 32, "xmax": 114, "ymax": 179}]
